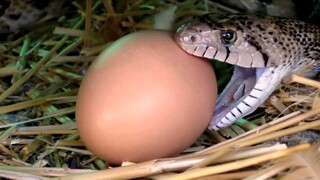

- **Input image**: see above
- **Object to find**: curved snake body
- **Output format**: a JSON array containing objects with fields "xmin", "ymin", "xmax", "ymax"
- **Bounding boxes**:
[{"xmin": 175, "ymin": 14, "xmax": 320, "ymax": 130}]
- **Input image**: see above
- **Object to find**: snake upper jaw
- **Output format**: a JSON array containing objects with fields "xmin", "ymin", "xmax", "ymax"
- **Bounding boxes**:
[{"xmin": 175, "ymin": 22, "xmax": 220, "ymax": 57}]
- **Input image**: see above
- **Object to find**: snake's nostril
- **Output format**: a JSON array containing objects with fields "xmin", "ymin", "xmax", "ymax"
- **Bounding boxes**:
[{"xmin": 190, "ymin": 35, "xmax": 197, "ymax": 42}]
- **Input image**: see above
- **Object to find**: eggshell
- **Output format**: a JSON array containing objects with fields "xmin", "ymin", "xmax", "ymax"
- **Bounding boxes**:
[{"xmin": 76, "ymin": 30, "xmax": 217, "ymax": 164}]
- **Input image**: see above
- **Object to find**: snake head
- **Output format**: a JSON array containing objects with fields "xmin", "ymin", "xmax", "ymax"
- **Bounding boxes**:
[{"xmin": 175, "ymin": 14, "xmax": 282, "ymax": 68}]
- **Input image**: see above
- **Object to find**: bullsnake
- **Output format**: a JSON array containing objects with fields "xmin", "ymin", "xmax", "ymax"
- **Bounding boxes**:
[{"xmin": 175, "ymin": 14, "xmax": 320, "ymax": 130}]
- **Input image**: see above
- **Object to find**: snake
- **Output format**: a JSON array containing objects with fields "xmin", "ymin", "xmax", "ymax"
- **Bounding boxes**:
[
  {"xmin": 175, "ymin": 13, "xmax": 320, "ymax": 131},
  {"xmin": 0, "ymin": 0, "xmax": 65, "ymax": 34}
]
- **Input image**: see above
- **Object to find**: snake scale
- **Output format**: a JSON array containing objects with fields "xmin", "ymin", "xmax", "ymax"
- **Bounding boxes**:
[{"xmin": 175, "ymin": 14, "xmax": 320, "ymax": 131}]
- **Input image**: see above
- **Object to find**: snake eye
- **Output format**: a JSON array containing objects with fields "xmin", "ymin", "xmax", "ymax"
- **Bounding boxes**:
[{"xmin": 220, "ymin": 30, "xmax": 236, "ymax": 46}]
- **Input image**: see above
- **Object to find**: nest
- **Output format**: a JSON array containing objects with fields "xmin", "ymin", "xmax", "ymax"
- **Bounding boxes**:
[{"xmin": 0, "ymin": 0, "xmax": 319, "ymax": 179}]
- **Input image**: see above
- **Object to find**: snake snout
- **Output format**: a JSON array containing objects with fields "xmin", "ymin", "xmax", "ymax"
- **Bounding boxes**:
[
  {"xmin": 175, "ymin": 23, "xmax": 218, "ymax": 58},
  {"xmin": 175, "ymin": 28, "xmax": 199, "ymax": 54}
]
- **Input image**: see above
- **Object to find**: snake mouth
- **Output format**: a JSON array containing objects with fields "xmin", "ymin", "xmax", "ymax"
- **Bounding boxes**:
[{"xmin": 175, "ymin": 26, "xmax": 286, "ymax": 130}]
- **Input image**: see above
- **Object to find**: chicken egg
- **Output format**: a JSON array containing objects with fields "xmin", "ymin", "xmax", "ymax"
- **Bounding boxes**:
[{"xmin": 76, "ymin": 30, "xmax": 217, "ymax": 164}]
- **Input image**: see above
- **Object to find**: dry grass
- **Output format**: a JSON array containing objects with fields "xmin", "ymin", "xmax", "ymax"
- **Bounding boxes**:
[{"xmin": 0, "ymin": 0, "xmax": 318, "ymax": 179}]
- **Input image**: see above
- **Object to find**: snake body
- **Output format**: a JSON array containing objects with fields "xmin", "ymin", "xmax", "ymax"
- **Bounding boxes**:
[
  {"xmin": 175, "ymin": 14, "xmax": 320, "ymax": 130},
  {"xmin": 0, "ymin": 0, "xmax": 65, "ymax": 34}
]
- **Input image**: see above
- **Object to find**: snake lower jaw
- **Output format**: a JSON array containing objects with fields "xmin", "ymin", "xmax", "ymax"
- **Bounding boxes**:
[{"xmin": 209, "ymin": 66, "xmax": 281, "ymax": 131}]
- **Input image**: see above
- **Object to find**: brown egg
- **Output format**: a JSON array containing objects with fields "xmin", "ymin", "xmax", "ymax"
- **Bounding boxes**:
[{"xmin": 76, "ymin": 30, "xmax": 217, "ymax": 164}]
